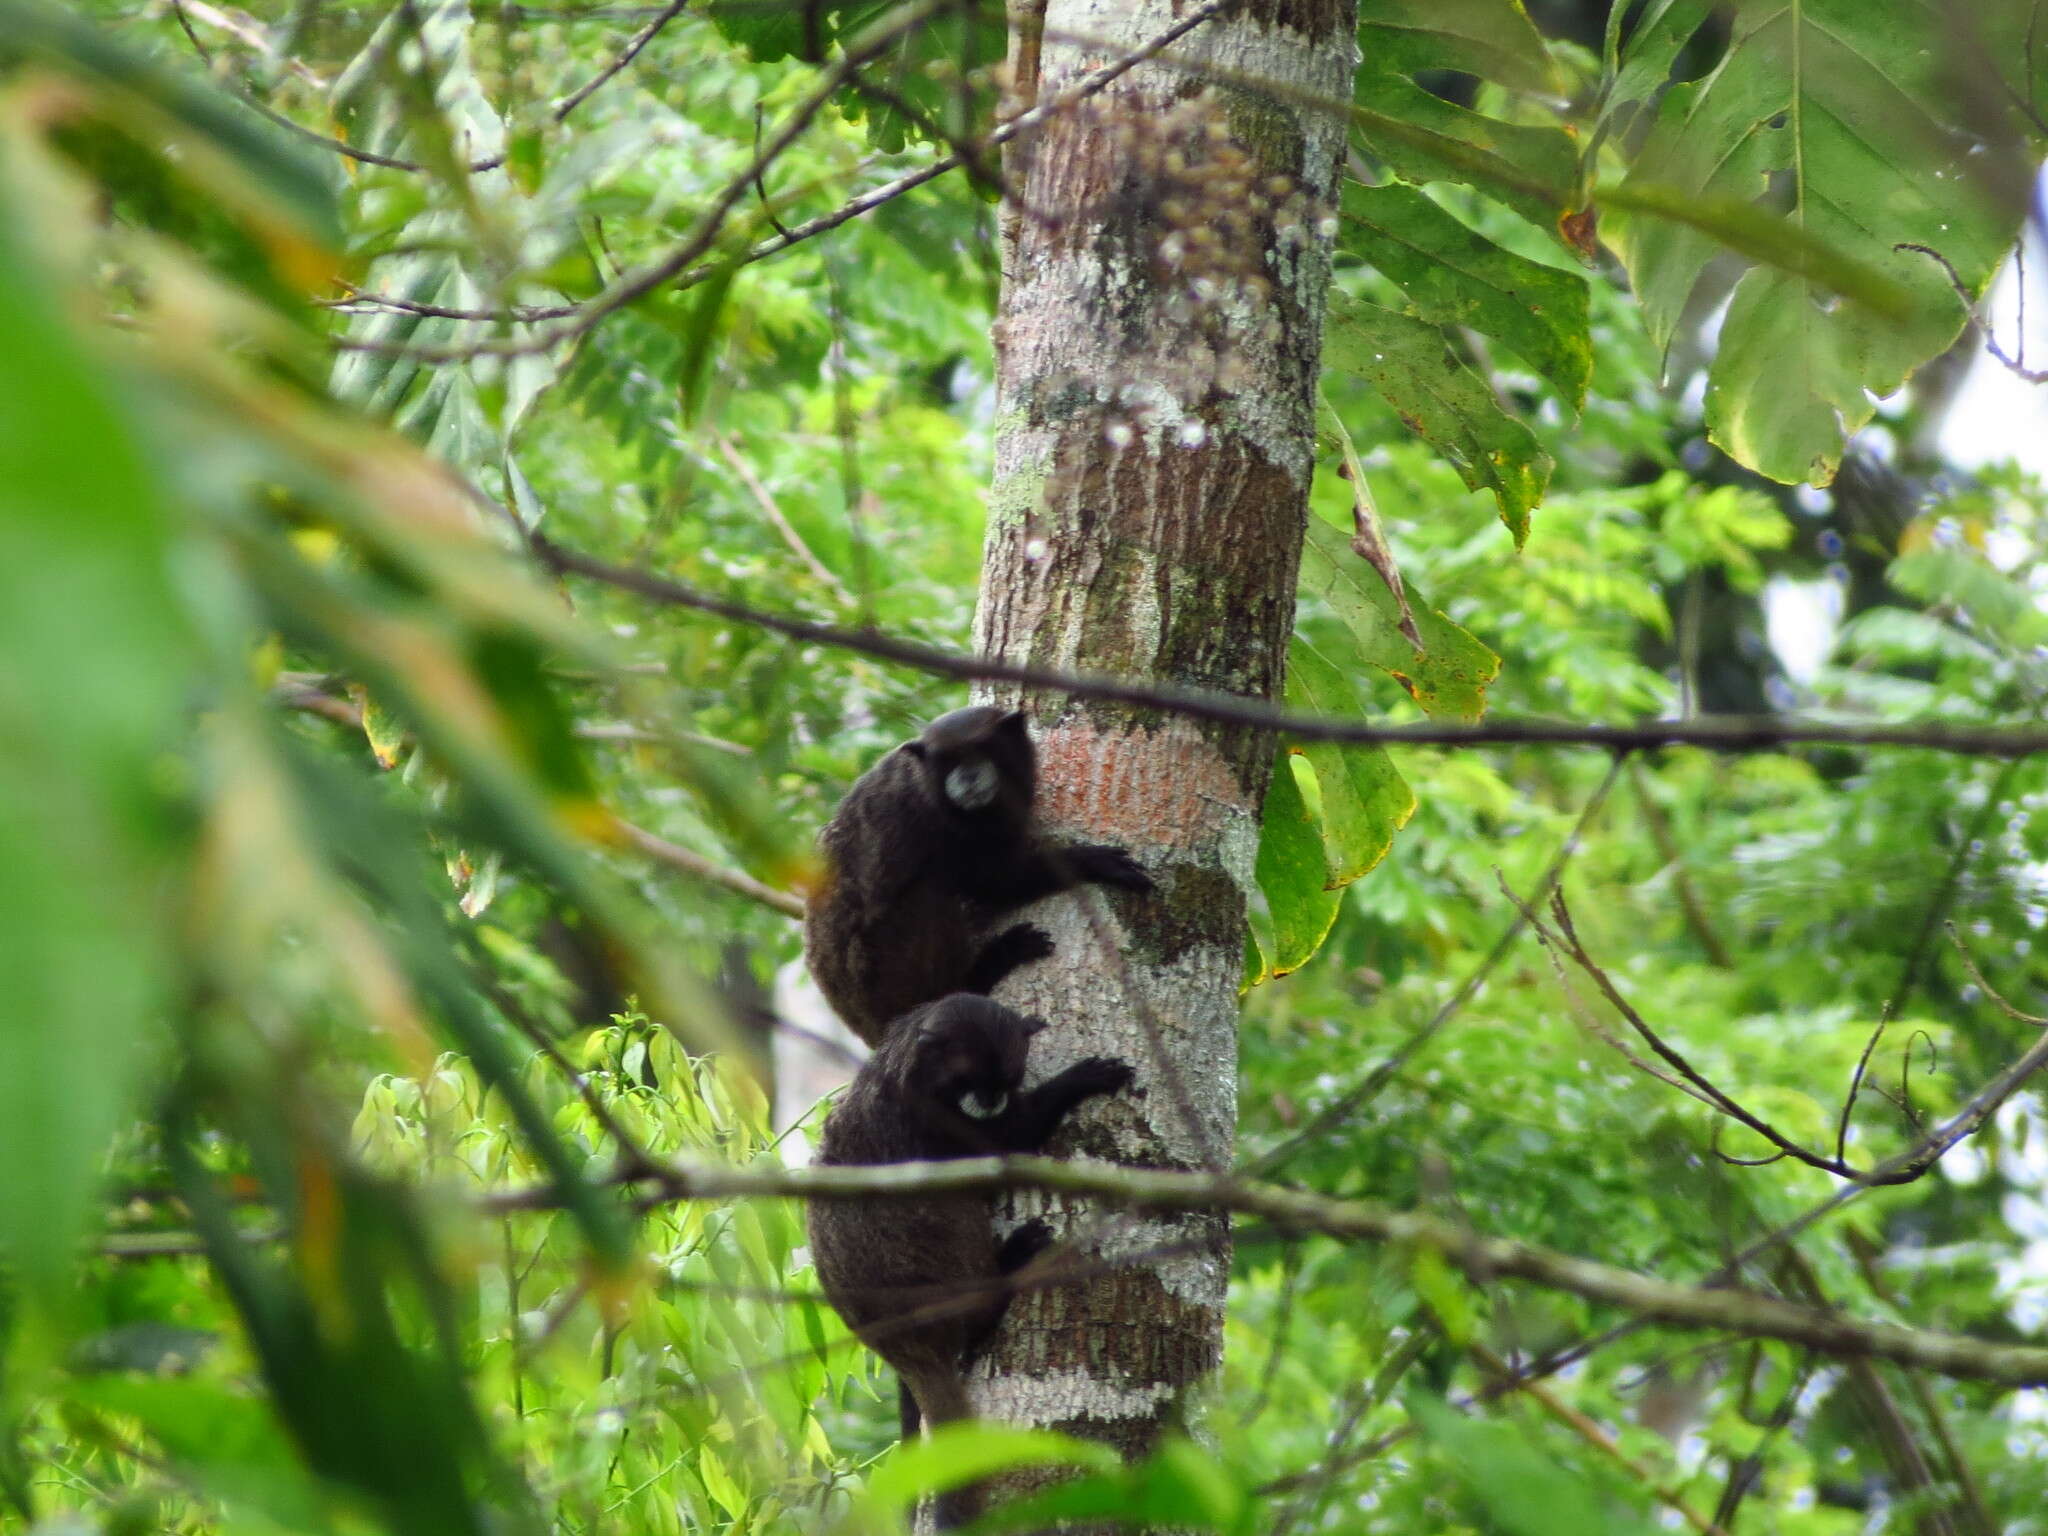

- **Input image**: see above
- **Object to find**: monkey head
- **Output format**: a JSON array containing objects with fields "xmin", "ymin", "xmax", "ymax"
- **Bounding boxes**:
[
  {"xmin": 905, "ymin": 706, "xmax": 1036, "ymax": 824},
  {"xmin": 890, "ymin": 994, "xmax": 1047, "ymax": 1134}
]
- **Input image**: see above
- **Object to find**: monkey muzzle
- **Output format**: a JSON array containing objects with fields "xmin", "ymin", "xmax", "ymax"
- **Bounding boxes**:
[
  {"xmin": 959, "ymin": 1088, "xmax": 1009, "ymax": 1120},
  {"xmin": 943, "ymin": 760, "xmax": 1000, "ymax": 810}
]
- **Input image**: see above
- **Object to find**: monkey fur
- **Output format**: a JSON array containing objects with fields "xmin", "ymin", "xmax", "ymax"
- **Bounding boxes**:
[
  {"xmin": 803, "ymin": 706, "xmax": 1154, "ymax": 1045},
  {"xmin": 807, "ymin": 993, "xmax": 1134, "ymax": 1525}
]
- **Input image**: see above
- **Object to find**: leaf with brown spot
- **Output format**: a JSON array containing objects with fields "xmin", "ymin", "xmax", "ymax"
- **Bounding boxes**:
[
  {"xmin": 1297, "ymin": 517, "xmax": 1501, "ymax": 721},
  {"xmin": 1322, "ymin": 392, "xmax": 1422, "ymax": 653}
]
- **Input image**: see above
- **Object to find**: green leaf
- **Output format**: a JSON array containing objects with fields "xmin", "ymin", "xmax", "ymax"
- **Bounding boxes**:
[
  {"xmin": 1339, "ymin": 181, "xmax": 1592, "ymax": 407},
  {"xmin": 67, "ymin": 1378, "xmax": 323, "ymax": 1531},
  {"xmin": 1298, "ymin": 517, "xmax": 1500, "ymax": 719},
  {"xmin": 1287, "ymin": 639, "xmax": 1418, "ymax": 887},
  {"xmin": 1605, "ymin": 0, "xmax": 2019, "ymax": 484},
  {"xmin": 269, "ymin": 738, "xmax": 635, "ymax": 1273},
  {"xmin": 1706, "ymin": 261, "xmax": 1957, "ymax": 486},
  {"xmin": 975, "ymin": 1436, "xmax": 1252, "ymax": 1534},
  {"xmin": 1323, "ymin": 294, "xmax": 1551, "ymax": 541},
  {"xmin": 0, "ymin": 191, "xmax": 190, "ymax": 1303},
  {"xmin": 1603, "ymin": 0, "xmax": 1715, "ymax": 119},
  {"xmin": 706, "ymin": 0, "xmax": 1002, "ymax": 153},
  {"xmin": 1600, "ymin": 180, "xmax": 1917, "ymax": 325},
  {"xmin": 1352, "ymin": 69, "xmax": 1578, "ymax": 230},
  {"xmin": 1410, "ymin": 1393, "xmax": 1663, "ymax": 1536},
  {"xmin": 1358, "ymin": 0, "xmax": 1560, "ymax": 95},
  {"xmin": 166, "ymin": 1134, "xmax": 515, "ymax": 1536},
  {"xmin": 704, "ymin": 0, "xmax": 812, "ymax": 62},
  {"xmin": 864, "ymin": 1421, "xmax": 1115, "ymax": 1514},
  {"xmin": 675, "ymin": 267, "xmax": 738, "ymax": 427},
  {"xmin": 0, "ymin": 0, "xmax": 339, "ymax": 246},
  {"xmin": 1253, "ymin": 751, "xmax": 1345, "ymax": 977},
  {"xmin": 1408, "ymin": 1245, "xmax": 1479, "ymax": 1344}
]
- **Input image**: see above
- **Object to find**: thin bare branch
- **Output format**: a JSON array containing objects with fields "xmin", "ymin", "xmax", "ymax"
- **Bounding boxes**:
[
  {"xmin": 471, "ymin": 1150, "xmax": 2048, "ymax": 1387},
  {"xmin": 573, "ymin": 720, "xmax": 753, "ymax": 754},
  {"xmin": 181, "ymin": 0, "xmax": 686, "ymax": 177},
  {"xmin": 1898, "ymin": 241, "xmax": 2048, "ymax": 383},
  {"xmin": 268, "ymin": 679, "xmax": 803, "ymax": 918},
  {"xmin": 1836, "ymin": 760, "xmax": 2021, "ymax": 1165},
  {"xmin": 1949, "ymin": 921, "xmax": 2048, "ymax": 1024},
  {"xmin": 550, "ymin": 0, "xmax": 689, "ymax": 122},
  {"xmin": 169, "ymin": 0, "xmax": 327, "ymax": 87},
  {"xmin": 531, "ymin": 536, "xmax": 2048, "ymax": 760},
  {"xmin": 712, "ymin": 433, "xmax": 852, "ymax": 602},
  {"xmin": 611, "ymin": 818, "xmax": 806, "ymax": 918},
  {"xmin": 1468, "ymin": 1338, "xmax": 1729, "ymax": 1536},
  {"xmin": 330, "ymin": 0, "xmax": 960, "ymax": 358},
  {"xmin": 1516, "ymin": 885, "xmax": 1853, "ymax": 1176}
]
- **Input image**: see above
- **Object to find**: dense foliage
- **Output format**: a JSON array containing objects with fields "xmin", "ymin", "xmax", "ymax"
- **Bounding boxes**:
[{"xmin": 5, "ymin": 0, "xmax": 2048, "ymax": 1531}]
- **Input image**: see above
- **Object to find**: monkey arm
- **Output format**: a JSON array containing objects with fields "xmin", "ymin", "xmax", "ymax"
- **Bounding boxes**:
[
  {"xmin": 965, "ymin": 843, "xmax": 1154, "ymax": 908},
  {"xmin": 988, "ymin": 1057, "xmax": 1135, "ymax": 1150},
  {"xmin": 962, "ymin": 923, "xmax": 1055, "ymax": 994}
]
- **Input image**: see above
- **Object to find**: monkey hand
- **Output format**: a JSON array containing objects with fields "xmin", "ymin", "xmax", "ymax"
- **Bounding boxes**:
[
  {"xmin": 1067, "ymin": 844, "xmax": 1155, "ymax": 894},
  {"xmin": 966, "ymin": 923, "xmax": 1056, "ymax": 994},
  {"xmin": 1062, "ymin": 1056, "xmax": 1137, "ymax": 1098},
  {"xmin": 995, "ymin": 1217, "xmax": 1056, "ymax": 1274}
]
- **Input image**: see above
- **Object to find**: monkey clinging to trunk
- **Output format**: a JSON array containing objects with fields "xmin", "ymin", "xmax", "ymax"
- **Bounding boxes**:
[
  {"xmin": 802, "ymin": 705, "xmax": 1154, "ymax": 1046},
  {"xmin": 806, "ymin": 993, "xmax": 1134, "ymax": 1525}
]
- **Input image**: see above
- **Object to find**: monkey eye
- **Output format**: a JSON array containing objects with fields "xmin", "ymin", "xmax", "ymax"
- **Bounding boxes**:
[{"xmin": 958, "ymin": 1087, "xmax": 1008, "ymax": 1121}]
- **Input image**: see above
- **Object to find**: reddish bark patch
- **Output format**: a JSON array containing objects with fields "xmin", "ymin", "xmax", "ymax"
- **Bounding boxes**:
[{"xmin": 1033, "ymin": 721, "xmax": 1247, "ymax": 847}]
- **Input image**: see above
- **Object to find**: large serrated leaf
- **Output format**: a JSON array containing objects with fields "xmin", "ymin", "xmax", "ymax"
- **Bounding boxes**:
[
  {"xmin": 1288, "ymin": 639, "xmax": 1418, "ymax": 888},
  {"xmin": 1298, "ymin": 516, "xmax": 1501, "ymax": 719},
  {"xmin": 1339, "ymin": 181, "xmax": 1591, "ymax": 406},
  {"xmin": 1322, "ymin": 294, "xmax": 1552, "ymax": 542},
  {"xmin": 1606, "ymin": 0, "xmax": 2027, "ymax": 485}
]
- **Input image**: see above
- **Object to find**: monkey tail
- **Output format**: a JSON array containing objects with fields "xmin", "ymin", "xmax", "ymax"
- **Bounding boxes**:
[{"xmin": 901, "ymin": 1368, "xmax": 983, "ymax": 1530}]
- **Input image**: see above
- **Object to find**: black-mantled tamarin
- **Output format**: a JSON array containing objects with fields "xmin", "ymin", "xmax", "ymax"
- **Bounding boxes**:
[{"xmin": 803, "ymin": 706, "xmax": 1154, "ymax": 1045}]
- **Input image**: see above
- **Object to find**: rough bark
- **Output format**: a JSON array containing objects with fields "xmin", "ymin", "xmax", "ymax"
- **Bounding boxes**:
[{"xmin": 967, "ymin": 0, "xmax": 1357, "ymax": 1489}]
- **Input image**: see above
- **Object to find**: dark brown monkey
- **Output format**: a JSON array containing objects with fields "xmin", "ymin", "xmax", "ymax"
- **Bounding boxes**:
[
  {"xmin": 807, "ymin": 993, "xmax": 1134, "ymax": 1525},
  {"xmin": 803, "ymin": 705, "xmax": 1154, "ymax": 1045}
]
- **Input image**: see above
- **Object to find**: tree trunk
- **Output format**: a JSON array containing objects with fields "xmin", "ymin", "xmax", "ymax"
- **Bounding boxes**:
[{"xmin": 968, "ymin": 0, "xmax": 1357, "ymax": 1487}]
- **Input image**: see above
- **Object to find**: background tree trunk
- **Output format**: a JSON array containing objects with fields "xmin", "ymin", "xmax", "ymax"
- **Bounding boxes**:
[{"xmin": 969, "ymin": 0, "xmax": 1358, "ymax": 1477}]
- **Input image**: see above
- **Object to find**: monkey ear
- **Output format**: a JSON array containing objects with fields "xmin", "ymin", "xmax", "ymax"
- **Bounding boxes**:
[
  {"xmin": 999, "ymin": 709, "xmax": 1029, "ymax": 734},
  {"xmin": 1020, "ymin": 1015, "xmax": 1049, "ymax": 1037},
  {"xmin": 902, "ymin": 740, "xmax": 927, "ymax": 760}
]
